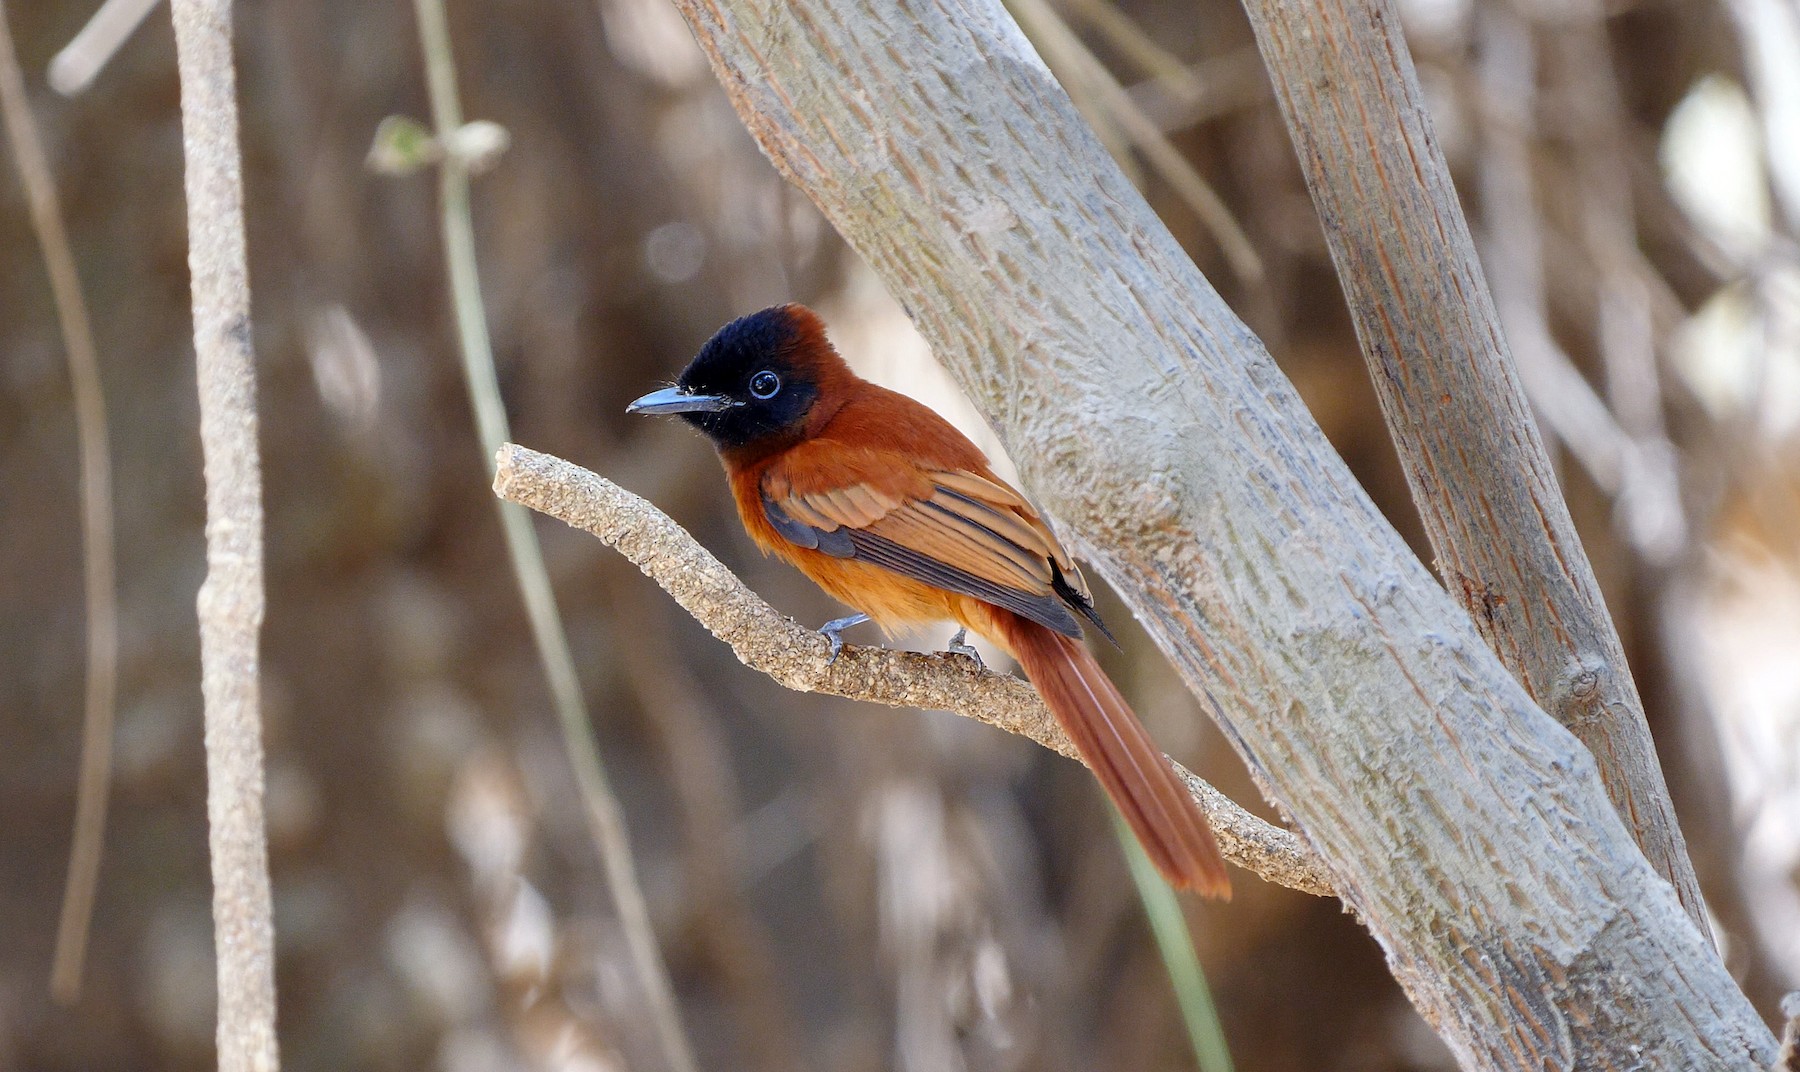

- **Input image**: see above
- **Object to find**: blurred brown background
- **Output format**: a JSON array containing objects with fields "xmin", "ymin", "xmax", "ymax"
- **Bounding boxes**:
[{"xmin": 3, "ymin": 0, "xmax": 1797, "ymax": 1069}]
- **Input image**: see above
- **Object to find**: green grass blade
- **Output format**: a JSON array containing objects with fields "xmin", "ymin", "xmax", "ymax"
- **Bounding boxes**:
[{"xmin": 1112, "ymin": 810, "xmax": 1236, "ymax": 1072}]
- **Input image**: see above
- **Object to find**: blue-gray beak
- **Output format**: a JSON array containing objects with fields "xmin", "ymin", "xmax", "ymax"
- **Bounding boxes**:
[{"xmin": 627, "ymin": 386, "xmax": 738, "ymax": 415}]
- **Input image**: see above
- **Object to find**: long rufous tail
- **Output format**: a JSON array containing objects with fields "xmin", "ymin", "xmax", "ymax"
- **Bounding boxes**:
[{"xmin": 999, "ymin": 615, "xmax": 1230, "ymax": 898}]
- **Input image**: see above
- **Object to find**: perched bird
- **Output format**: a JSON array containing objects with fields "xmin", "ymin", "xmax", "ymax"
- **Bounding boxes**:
[{"xmin": 629, "ymin": 304, "xmax": 1228, "ymax": 897}]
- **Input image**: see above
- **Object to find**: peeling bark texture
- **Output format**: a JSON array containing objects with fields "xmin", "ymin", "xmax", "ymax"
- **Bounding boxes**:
[
  {"xmin": 664, "ymin": 1, "xmax": 1775, "ymax": 1067},
  {"xmin": 170, "ymin": 0, "xmax": 279, "ymax": 1069},
  {"xmin": 493, "ymin": 444, "xmax": 1334, "ymax": 897},
  {"xmin": 1238, "ymin": 0, "xmax": 1708, "ymax": 936}
]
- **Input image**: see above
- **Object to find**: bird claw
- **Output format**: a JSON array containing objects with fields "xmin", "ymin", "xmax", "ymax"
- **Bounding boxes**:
[
  {"xmin": 818, "ymin": 613, "xmax": 871, "ymax": 664},
  {"xmin": 946, "ymin": 628, "xmax": 985, "ymax": 669}
]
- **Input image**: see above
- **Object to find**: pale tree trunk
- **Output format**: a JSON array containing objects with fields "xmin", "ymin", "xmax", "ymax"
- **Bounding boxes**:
[{"xmin": 666, "ymin": 0, "xmax": 1777, "ymax": 1067}]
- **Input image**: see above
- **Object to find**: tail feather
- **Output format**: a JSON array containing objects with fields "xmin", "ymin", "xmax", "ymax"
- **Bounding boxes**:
[{"xmin": 1001, "ymin": 616, "xmax": 1230, "ymax": 898}]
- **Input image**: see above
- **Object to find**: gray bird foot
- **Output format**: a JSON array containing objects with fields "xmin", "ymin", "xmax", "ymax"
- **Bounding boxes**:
[
  {"xmin": 818, "ymin": 613, "xmax": 871, "ymax": 664},
  {"xmin": 946, "ymin": 628, "xmax": 985, "ymax": 669}
]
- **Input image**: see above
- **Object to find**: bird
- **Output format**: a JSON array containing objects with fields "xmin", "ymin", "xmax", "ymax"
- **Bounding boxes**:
[{"xmin": 629, "ymin": 304, "xmax": 1229, "ymax": 897}]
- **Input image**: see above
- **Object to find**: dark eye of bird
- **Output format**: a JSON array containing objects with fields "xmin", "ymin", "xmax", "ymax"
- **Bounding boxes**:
[{"xmin": 749, "ymin": 370, "xmax": 781, "ymax": 399}]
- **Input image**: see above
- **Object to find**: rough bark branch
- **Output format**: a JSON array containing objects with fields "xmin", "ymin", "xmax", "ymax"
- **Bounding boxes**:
[
  {"xmin": 664, "ymin": 0, "xmax": 1775, "ymax": 1066},
  {"xmin": 1238, "ymin": 0, "xmax": 1708, "ymax": 933},
  {"xmin": 493, "ymin": 443, "xmax": 1334, "ymax": 897},
  {"xmin": 168, "ymin": 0, "xmax": 278, "ymax": 1068}
]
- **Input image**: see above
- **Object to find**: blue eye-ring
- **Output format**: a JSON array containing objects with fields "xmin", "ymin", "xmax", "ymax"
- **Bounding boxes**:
[{"xmin": 749, "ymin": 370, "xmax": 781, "ymax": 399}]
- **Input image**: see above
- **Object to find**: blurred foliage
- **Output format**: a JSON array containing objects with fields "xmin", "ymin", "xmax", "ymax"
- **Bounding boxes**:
[{"xmin": 2, "ymin": 0, "xmax": 1796, "ymax": 1069}]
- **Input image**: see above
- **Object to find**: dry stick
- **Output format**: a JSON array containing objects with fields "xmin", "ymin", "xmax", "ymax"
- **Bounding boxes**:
[
  {"xmin": 1005, "ymin": 0, "xmax": 1263, "ymax": 285},
  {"xmin": 407, "ymin": 3, "xmax": 696, "ymax": 1069},
  {"xmin": 1473, "ymin": 19, "xmax": 1670, "ymax": 546},
  {"xmin": 1129, "ymin": 49, "xmax": 1269, "ymax": 135},
  {"xmin": 1010, "ymin": 0, "xmax": 1137, "ymax": 185},
  {"xmin": 1239, "ymin": 0, "xmax": 1710, "ymax": 933},
  {"xmin": 1056, "ymin": 13, "xmax": 1265, "ymax": 135},
  {"xmin": 495, "ymin": 444, "xmax": 1334, "ymax": 898},
  {"xmin": 663, "ymin": 1, "xmax": 1771, "ymax": 1065},
  {"xmin": 167, "ymin": 0, "xmax": 277, "ymax": 1069},
  {"xmin": 1727, "ymin": 0, "xmax": 1800, "ymax": 231},
  {"xmin": 1062, "ymin": 0, "xmax": 1193, "ymax": 88},
  {"xmin": 48, "ymin": 0, "xmax": 164, "ymax": 96},
  {"xmin": 1558, "ymin": 13, "xmax": 1688, "ymax": 562},
  {"xmin": 1474, "ymin": 11, "xmax": 1684, "ymax": 564},
  {"xmin": 0, "ymin": 0, "xmax": 120, "ymax": 1006}
]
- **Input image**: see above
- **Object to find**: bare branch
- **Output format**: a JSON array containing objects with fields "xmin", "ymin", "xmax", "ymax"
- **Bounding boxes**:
[
  {"xmin": 48, "ymin": 0, "xmax": 163, "ymax": 97},
  {"xmin": 1475, "ymin": 8, "xmax": 1687, "ymax": 563},
  {"xmin": 492, "ymin": 443, "xmax": 1335, "ymax": 898},
  {"xmin": 1239, "ymin": 0, "xmax": 1708, "ymax": 929},
  {"xmin": 1004, "ymin": 0, "xmax": 1262, "ymax": 284},
  {"xmin": 168, "ymin": 0, "xmax": 277, "ymax": 1067}
]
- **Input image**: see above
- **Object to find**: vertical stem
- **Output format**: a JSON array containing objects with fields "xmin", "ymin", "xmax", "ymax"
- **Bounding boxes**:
[
  {"xmin": 167, "ymin": 0, "xmax": 277, "ymax": 1068},
  {"xmin": 409, "ymin": 3, "xmax": 697, "ymax": 1070},
  {"xmin": 1114, "ymin": 812, "xmax": 1235, "ymax": 1072},
  {"xmin": 0, "ymin": 0, "xmax": 120, "ymax": 1006}
]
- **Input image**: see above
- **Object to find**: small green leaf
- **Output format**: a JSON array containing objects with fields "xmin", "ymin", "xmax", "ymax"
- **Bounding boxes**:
[{"xmin": 367, "ymin": 115, "xmax": 441, "ymax": 176}]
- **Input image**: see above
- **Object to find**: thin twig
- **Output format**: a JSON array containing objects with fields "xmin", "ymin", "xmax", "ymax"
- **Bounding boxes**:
[
  {"xmin": 1726, "ymin": 0, "xmax": 1800, "ymax": 233},
  {"xmin": 1018, "ymin": 2, "xmax": 1140, "ymax": 186},
  {"xmin": 1063, "ymin": 0, "xmax": 1194, "ymax": 90},
  {"xmin": 1476, "ymin": 11, "xmax": 1687, "ymax": 564},
  {"xmin": 0, "ymin": 0, "xmax": 120, "ymax": 1007},
  {"xmin": 406, "ymin": 2, "xmax": 698, "ymax": 1069},
  {"xmin": 1125, "ymin": 49, "xmax": 1268, "ymax": 133},
  {"xmin": 167, "ymin": 0, "xmax": 278, "ymax": 1068},
  {"xmin": 493, "ymin": 443, "xmax": 1336, "ymax": 898},
  {"xmin": 48, "ymin": 0, "xmax": 163, "ymax": 96},
  {"xmin": 1561, "ymin": 14, "xmax": 1689, "ymax": 563},
  {"xmin": 1005, "ymin": 0, "xmax": 1263, "ymax": 284}
]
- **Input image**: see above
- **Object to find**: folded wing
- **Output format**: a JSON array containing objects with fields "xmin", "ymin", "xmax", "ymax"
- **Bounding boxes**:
[{"xmin": 760, "ymin": 446, "xmax": 1103, "ymax": 639}]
